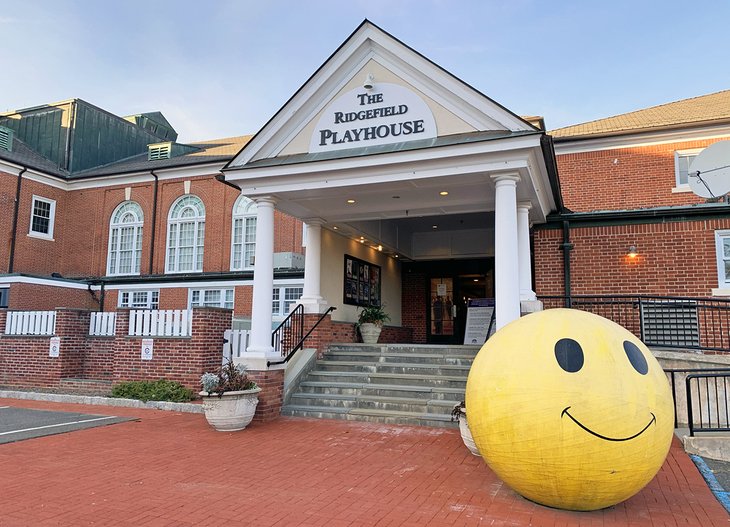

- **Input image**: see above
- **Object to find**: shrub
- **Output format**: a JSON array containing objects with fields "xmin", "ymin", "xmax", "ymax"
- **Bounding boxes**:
[{"xmin": 110, "ymin": 379, "xmax": 194, "ymax": 402}]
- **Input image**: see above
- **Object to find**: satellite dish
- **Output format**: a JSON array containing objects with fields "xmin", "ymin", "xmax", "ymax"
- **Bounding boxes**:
[{"xmin": 688, "ymin": 140, "xmax": 730, "ymax": 198}]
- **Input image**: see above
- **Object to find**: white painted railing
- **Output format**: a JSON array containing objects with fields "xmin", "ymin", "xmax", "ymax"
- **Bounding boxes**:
[
  {"xmin": 89, "ymin": 312, "xmax": 116, "ymax": 336},
  {"xmin": 222, "ymin": 329, "xmax": 251, "ymax": 363},
  {"xmin": 4, "ymin": 310, "xmax": 56, "ymax": 336},
  {"xmin": 128, "ymin": 309, "xmax": 192, "ymax": 337}
]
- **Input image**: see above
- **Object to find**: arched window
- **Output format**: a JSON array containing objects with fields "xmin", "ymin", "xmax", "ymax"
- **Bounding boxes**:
[
  {"xmin": 107, "ymin": 201, "xmax": 143, "ymax": 276},
  {"xmin": 166, "ymin": 195, "xmax": 205, "ymax": 273},
  {"xmin": 231, "ymin": 196, "xmax": 257, "ymax": 270}
]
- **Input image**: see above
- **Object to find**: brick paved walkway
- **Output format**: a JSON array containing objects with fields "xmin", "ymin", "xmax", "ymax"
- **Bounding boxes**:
[{"xmin": 0, "ymin": 398, "xmax": 727, "ymax": 526}]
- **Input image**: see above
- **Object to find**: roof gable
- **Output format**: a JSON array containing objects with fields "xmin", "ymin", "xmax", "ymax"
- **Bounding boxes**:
[{"xmin": 227, "ymin": 20, "xmax": 536, "ymax": 168}]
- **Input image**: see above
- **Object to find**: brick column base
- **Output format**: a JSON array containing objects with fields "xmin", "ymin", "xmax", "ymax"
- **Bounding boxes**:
[{"xmin": 249, "ymin": 369, "xmax": 284, "ymax": 422}]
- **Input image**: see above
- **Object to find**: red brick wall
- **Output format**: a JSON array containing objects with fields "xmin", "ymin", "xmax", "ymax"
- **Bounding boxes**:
[
  {"xmin": 534, "ymin": 218, "xmax": 730, "ymax": 298},
  {"xmin": 556, "ymin": 138, "xmax": 724, "ymax": 213},
  {"xmin": 0, "ymin": 308, "xmax": 231, "ymax": 393},
  {"xmin": 8, "ymin": 283, "xmax": 99, "ymax": 310},
  {"xmin": 5, "ymin": 171, "xmax": 303, "ymax": 281},
  {"xmin": 0, "ymin": 172, "xmax": 18, "ymax": 273},
  {"xmin": 402, "ymin": 271, "xmax": 428, "ymax": 343},
  {"xmin": 248, "ymin": 369, "xmax": 284, "ymax": 422},
  {"xmin": 110, "ymin": 308, "xmax": 228, "ymax": 389}
]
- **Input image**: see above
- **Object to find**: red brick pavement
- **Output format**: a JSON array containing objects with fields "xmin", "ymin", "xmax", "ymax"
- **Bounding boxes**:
[{"xmin": 0, "ymin": 398, "xmax": 727, "ymax": 526}]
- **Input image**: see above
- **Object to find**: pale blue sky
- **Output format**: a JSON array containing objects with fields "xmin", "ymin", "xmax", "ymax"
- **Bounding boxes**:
[{"xmin": 3, "ymin": 1, "xmax": 729, "ymax": 142}]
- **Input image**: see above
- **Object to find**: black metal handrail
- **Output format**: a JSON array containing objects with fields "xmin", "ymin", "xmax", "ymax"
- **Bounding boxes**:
[
  {"xmin": 539, "ymin": 294, "xmax": 730, "ymax": 352},
  {"xmin": 268, "ymin": 306, "xmax": 336, "ymax": 367},
  {"xmin": 685, "ymin": 371, "xmax": 730, "ymax": 436},
  {"xmin": 271, "ymin": 304, "xmax": 304, "ymax": 358}
]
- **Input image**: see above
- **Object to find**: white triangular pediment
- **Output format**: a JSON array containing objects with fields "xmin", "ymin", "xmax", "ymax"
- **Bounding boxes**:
[{"xmin": 227, "ymin": 20, "xmax": 536, "ymax": 168}]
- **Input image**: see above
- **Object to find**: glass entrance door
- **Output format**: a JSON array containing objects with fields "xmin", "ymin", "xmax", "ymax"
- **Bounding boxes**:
[{"xmin": 428, "ymin": 278, "xmax": 455, "ymax": 343}]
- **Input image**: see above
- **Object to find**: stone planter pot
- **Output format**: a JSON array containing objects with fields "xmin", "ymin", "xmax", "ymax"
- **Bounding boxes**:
[
  {"xmin": 359, "ymin": 322, "xmax": 382, "ymax": 344},
  {"xmin": 199, "ymin": 387, "xmax": 262, "ymax": 432},
  {"xmin": 457, "ymin": 412, "xmax": 481, "ymax": 456}
]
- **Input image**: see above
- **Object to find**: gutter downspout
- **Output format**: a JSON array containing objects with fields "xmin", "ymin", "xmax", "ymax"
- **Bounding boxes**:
[
  {"xmin": 8, "ymin": 167, "xmax": 27, "ymax": 273},
  {"xmin": 215, "ymin": 173, "xmax": 241, "ymax": 192},
  {"xmin": 560, "ymin": 220, "xmax": 573, "ymax": 308},
  {"xmin": 148, "ymin": 170, "xmax": 159, "ymax": 274}
]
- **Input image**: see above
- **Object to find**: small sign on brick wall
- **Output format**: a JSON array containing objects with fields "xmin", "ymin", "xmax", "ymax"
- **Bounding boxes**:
[
  {"xmin": 49, "ymin": 337, "xmax": 60, "ymax": 358},
  {"xmin": 141, "ymin": 339, "xmax": 154, "ymax": 361}
]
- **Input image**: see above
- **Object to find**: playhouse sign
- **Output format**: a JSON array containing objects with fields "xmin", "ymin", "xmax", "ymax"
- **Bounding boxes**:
[{"xmin": 310, "ymin": 83, "xmax": 437, "ymax": 153}]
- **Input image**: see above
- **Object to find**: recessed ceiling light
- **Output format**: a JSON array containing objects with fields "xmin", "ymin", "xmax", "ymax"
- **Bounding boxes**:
[
  {"xmin": 377, "ymin": 245, "xmax": 383, "ymax": 251},
  {"xmin": 347, "ymin": 199, "xmax": 356, "ymax": 204},
  {"xmin": 432, "ymin": 225, "xmax": 438, "ymax": 229},
  {"xmin": 333, "ymin": 226, "xmax": 338, "ymax": 230},
  {"xmin": 360, "ymin": 236, "xmax": 365, "ymax": 239},
  {"xmin": 394, "ymin": 254, "xmax": 399, "ymax": 258},
  {"xmin": 359, "ymin": 239, "xmax": 365, "ymax": 243},
  {"xmin": 439, "ymin": 191, "xmax": 449, "ymax": 196},
  {"xmin": 473, "ymin": 278, "xmax": 479, "ymax": 282}
]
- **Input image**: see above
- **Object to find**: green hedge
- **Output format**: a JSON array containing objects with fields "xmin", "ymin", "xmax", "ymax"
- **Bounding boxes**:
[{"xmin": 110, "ymin": 379, "xmax": 194, "ymax": 402}]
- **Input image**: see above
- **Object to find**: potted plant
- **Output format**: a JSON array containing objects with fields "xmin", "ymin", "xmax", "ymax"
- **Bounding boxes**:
[
  {"xmin": 200, "ymin": 360, "xmax": 261, "ymax": 432},
  {"xmin": 357, "ymin": 304, "xmax": 390, "ymax": 344},
  {"xmin": 452, "ymin": 401, "xmax": 480, "ymax": 456}
]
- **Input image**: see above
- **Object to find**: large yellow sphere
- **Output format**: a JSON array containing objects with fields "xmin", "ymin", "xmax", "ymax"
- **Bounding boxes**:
[{"xmin": 465, "ymin": 309, "xmax": 674, "ymax": 511}]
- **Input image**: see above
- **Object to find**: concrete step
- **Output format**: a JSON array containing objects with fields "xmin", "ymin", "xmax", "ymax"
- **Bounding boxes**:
[
  {"xmin": 327, "ymin": 343, "xmax": 480, "ymax": 357},
  {"xmin": 324, "ymin": 351, "xmax": 475, "ymax": 366},
  {"xmin": 297, "ymin": 381, "xmax": 465, "ymax": 401},
  {"xmin": 281, "ymin": 404, "xmax": 458, "ymax": 428},
  {"xmin": 315, "ymin": 360, "xmax": 471, "ymax": 376},
  {"xmin": 305, "ymin": 370, "xmax": 468, "ymax": 389},
  {"xmin": 288, "ymin": 392, "xmax": 457, "ymax": 414}
]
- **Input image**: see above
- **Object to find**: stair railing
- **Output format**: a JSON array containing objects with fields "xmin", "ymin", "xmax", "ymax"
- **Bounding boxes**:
[{"xmin": 268, "ymin": 306, "xmax": 336, "ymax": 367}]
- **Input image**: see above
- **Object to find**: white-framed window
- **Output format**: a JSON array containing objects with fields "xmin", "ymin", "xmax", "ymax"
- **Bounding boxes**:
[
  {"xmin": 716, "ymin": 230, "xmax": 730, "ymax": 287},
  {"xmin": 189, "ymin": 288, "xmax": 234, "ymax": 309},
  {"xmin": 29, "ymin": 195, "xmax": 56, "ymax": 239},
  {"xmin": 272, "ymin": 284, "xmax": 303, "ymax": 317},
  {"xmin": 166, "ymin": 195, "xmax": 205, "ymax": 273},
  {"xmin": 107, "ymin": 201, "xmax": 144, "ymax": 276},
  {"xmin": 674, "ymin": 149, "xmax": 703, "ymax": 188},
  {"xmin": 118, "ymin": 290, "xmax": 159, "ymax": 309},
  {"xmin": 231, "ymin": 196, "xmax": 257, "ymax": 270},
  {"xmin": 0, "ymin": 287, "xmax": 8, "ymax": 308}
]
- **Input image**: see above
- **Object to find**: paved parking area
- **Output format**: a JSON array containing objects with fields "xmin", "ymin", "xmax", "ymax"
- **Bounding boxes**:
[
  {"xmin": 0, "ymin": 397, "xmax": 727, "ymax": 526},
  {"xmin": 0, "ymin": 405, "xmax": 134, "ymax": 444}
]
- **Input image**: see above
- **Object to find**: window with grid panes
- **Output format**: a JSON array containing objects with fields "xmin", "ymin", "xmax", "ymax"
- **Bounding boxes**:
[
  {"xmin": 189, "ymin": 288, "xmax": 234, "ymax": 309},
  {"xmin": 716, "ymin": 231, "xmax": 730, "ymax": 287},
  {"xmin": 30, "ymin": 196, "xmax": 56, "ymax": 238},
  {"xmin": 231, "ymin": 196, "xmax": 257, "ymax": 270},
  {"xmin": 107, "ymin": 201, "xmax": 143, "ymax": 275},
  {"xmin": 166, "ymin": 195, "xmax": 205, "ymax": 273},
  {"xmin": 118, "ymin": 290, "xmax": 159, "ymax": 309},
  {"xmin": 674, "ymin": 149, "xmax": 702, "ymax": 187},
  {"xmin": 272, "ymin": 285, "xmax": 303, "ymax": 316}
]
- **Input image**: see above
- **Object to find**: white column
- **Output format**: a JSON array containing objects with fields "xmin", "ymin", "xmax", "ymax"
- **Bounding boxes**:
[
  {"xmin": 492, "ymin": 173, "xmax": 521, "ymax": 330},
  {"xmin": 517, "ymin": 202, "xmax": 537, "ymax": 301},
  {"xmin": 247, "ymin": 196, "xmax": 276, "ymax": 360},
  {"xmin": 299, "ymin": 219, "xmax": 328, "ymax": 313}
]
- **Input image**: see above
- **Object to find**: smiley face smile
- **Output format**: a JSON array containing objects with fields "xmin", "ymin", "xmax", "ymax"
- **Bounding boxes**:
[{"xmin": 561, "ymin": 406, "xmax": 657, "ymax": 442}]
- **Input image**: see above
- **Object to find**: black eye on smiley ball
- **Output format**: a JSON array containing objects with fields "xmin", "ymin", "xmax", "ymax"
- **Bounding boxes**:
[{"xmin": 554, "ymin": 338, "xmax": 649, "ymax": 375}]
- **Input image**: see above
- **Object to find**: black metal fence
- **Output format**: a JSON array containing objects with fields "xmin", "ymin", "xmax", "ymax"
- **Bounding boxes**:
[
  {"xmin": 539, "ymin": 295, "xmax": 730, "ymax": 352},
  {"xmin": 684, "ymin": 371, "xmax": 730, "ymax": 436}
]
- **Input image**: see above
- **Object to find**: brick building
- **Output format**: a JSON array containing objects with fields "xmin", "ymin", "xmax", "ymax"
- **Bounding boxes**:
[
  {"xmin": 1, "ymin": 20, "xmax": 729, "ymax": 403},
  {"xmin": 534, "ymin": 90, "xmax": 730, "ymax": 301}
]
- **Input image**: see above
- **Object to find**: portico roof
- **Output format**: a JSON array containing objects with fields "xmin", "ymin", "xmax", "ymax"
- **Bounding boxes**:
[{"xmin": 223, "ymin": 20, "xmax": 561, "ymax": 256}]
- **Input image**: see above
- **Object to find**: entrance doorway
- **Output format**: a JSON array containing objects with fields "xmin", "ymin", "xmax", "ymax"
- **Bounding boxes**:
[{"xmin": 405, "ymin": 259, "xmax": 493, "ymax": 345}]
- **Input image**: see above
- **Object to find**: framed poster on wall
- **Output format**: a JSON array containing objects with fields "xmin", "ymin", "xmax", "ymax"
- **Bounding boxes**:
[{"xmin": 343, "ymin": 255, "xmax": 381, "ymax": 307}]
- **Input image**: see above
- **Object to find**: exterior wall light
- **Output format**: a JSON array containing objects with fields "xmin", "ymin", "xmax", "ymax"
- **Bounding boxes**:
[
  {"xmin": 363, "ymin": 73, "xmax": 375, "ymax": 90},
  {"xmin": 627, "ymin": 245, "xmax": 638, "ymax": 258}
]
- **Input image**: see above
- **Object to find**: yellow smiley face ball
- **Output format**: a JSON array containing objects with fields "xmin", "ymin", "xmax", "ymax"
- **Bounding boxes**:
[{"xmin": 465, "ymin": 309, "xmax": 674, "ymax": 511}]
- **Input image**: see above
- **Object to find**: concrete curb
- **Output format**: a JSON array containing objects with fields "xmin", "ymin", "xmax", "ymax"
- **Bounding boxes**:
[
  {"xmin": 690, "ymin": 455, "xmax": 730, "ymax": 513},
  {"xmin": 0, "ymin": 390, "xmax": 204, "ymax": 414}
]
